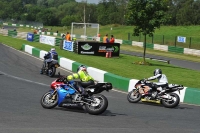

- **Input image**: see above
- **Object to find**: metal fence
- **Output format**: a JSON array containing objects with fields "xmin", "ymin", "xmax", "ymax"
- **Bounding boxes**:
[
  {"xmin": 0, "ymin": 19, "xmax": 43, "ymax": 28},
  {"xmin": 129, "ymin": 33, "xmax": 200, "ymax": 50}
]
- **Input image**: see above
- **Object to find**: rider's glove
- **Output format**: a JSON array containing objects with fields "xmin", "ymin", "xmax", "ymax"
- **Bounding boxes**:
[
  {"xmin": 63, "ymin": 77, "xmax": 69, "ymax": 84},
  {"xmin": 143, "ymin": 78, "xmax": 147, "ymax": 82}
]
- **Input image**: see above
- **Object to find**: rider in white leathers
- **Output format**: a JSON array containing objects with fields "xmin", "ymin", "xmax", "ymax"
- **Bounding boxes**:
[{"xmin": 147, "ymin": 68, "xmax": 168, "ymax": 95}]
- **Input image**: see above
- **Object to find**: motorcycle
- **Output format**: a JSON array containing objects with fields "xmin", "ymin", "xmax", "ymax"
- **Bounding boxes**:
[
  {"xmin": 40, "ymin": 56, "xmax": 60, "ymax": 77},
  {"xmin": 127, "ymin": 79, "xmax": 184, "ymax": 108},
  {"xmin": 40, "ymin": 77, "xmax": 113, "ymax": 115}
]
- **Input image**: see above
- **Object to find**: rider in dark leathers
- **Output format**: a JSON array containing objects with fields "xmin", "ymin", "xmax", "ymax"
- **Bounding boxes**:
[{"xmin": 40, "ymin": 48, "xmax": 58, "ymax": 74}]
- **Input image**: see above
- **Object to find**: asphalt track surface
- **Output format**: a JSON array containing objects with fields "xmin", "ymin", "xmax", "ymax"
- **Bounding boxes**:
[{"xmin": 0, "ymin": 44, "xmax": 200, "ymax": 133}]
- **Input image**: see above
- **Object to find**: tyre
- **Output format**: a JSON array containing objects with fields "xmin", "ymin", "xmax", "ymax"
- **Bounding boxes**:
[
  {"xmin": 40, "ymin": 91, "xmax": 58, "ymax": 109},
  {"xmin": 161, "ymin": 93, "xmax": 180, "ymax": 108},
  {"xmin": 85, "ymin": 94, "xmax": 108, "ymax": 115},
  {"xmin": 127, "ymin": 89, "xmax": 142, "ymax": 103},
  {"xmin": 48, "ymin": 67, "xmax": 56, "ymax": 77},
  {"xmin": 40, "ymin": 63, "xmax": 45, "ymax": 74}
]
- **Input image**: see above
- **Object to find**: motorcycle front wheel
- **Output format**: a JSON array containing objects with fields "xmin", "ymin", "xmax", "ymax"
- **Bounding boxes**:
[
  {"xmin": 85, "ymin": 94, "xmax": 108, "ymax": 115},
  {"xmin": 40, "ymin": 91, "xmax": 58, "ymax": 109},
  {"xmin": 127, "ymin": 89, "xmax": 142, "ymax": 103},
  {"xmin": 161, "ymin": 93, "xmax": 180, "ymax": 108}
]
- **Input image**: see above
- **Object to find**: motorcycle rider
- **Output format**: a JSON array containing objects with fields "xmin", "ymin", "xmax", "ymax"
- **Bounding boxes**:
[
  {"xmin": 145, "ymin": 68, "xmax": 168, "ymax": 97},
  {"xmin": 40, "ymin": 48, "xmax": 58, "ymax": 74},
  {"xmin": 66, "ymin": 65, "xmax": 95, "ymax": 97}
]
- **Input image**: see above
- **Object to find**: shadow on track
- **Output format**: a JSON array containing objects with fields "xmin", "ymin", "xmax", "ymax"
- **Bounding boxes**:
[{"xmin": 129, "ymin": 101, "xmax": 193, "ymax": 110}]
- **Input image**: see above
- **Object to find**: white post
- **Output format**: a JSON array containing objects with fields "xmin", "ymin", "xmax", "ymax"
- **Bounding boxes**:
[
  {"xmin": 83, "ymin": 0, "xmax": 87, "ymax": 41},
  {"xmin": 71, "ymin": 22, "xmax": 73, "ymax": 38}
]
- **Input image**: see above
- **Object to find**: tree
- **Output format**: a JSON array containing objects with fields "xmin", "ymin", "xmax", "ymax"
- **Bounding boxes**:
[{"xmin": 126, "ymin": 0, "xmax": 170, "ymax": 64}]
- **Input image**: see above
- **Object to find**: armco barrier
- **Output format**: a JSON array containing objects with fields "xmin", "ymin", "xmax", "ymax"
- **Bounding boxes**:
[
  {"xmin": 104, "ymin": 73, "xmax": 130, "ymax": 91},
  {"xmin": 122, "ymin": 40, "xmax": 132, "ymax": 45},
  {"xmin": 21, "ymin": 44, "xmax": 200, "ymax": 105},
  {"xmin": 72, "ymin": 62, "xmax": 83, "ymax": 72},
  {"xmin": 33, "ymin": 34, "xmax": 40, "ymax": 42},
  {"xmin": 145, "ymin": 43, "xmax": 154, "ymax": 49},
  {"xmin": 32, "ymin": 48, "xmax": 40, "ymax": 58},
  {"xmin": 8, "ymin": 30, "xmax": 17, "ymax": 37},
  {"xmin": 184, "ymin": 88, "xmax": 200, "ymax": 105},
  {"xmin": 168, "ymin": 46, "xmax": 184, "ymax": 54}
]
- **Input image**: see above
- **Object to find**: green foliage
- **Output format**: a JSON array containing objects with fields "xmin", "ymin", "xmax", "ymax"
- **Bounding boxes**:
[
  {"xmin": 2, "ymin": 0, "xmax": 200, "ymax": 26},
  {"xmin": 61, "ymin": 15, "xmax": 80, "ymax": 26},
  {"xmin": 126, "ymin": 0, "xmax": 170, "ymax": 36},
  {"xmin": 126, "ymin": 0, "xmax": 170, "ymax": 62},
  {"xmin": 36, "ymin": 8, "xmax": 57, "ymax": 26}
]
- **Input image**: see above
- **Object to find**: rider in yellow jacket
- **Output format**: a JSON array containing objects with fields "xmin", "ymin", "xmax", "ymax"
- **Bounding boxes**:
[{"xmin": 66, "ymin": 65, "xmax": 95, "ymax": 95}]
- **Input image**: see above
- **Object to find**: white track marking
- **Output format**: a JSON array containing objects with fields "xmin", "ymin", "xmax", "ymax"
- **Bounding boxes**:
[{"xmin": 0, "ymin": 70, "xmax": 49, "ymax": 87}]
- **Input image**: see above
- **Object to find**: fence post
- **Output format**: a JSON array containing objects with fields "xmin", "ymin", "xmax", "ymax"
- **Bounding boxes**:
[
  {"xmin": 189, "ymin": 37, "xmax": 191, "ymax": 48},
  {"xmin": 162, "ymin": 35, "xmax": 164, "ymax": 45},
  {"xmin": 174, "ymin": 36, "xmax": 176, "ymax": 47},
  {"xmin": 139, "ymin": 33, "xmax": 141, "ymax": 42},
  {"xmin": 128, "ymin": 33, "xmax": 130, "ymax": 40}
]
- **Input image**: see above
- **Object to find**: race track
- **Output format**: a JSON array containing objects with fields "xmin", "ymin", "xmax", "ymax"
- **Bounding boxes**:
[{"xmin": 0, "ymin": 44, "xmax": 200, "ymax": 133}]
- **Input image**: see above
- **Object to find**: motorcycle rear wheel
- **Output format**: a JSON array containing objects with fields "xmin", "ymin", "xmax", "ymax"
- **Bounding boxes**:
[
  {"xmin": 48, "ymin": 67, "xmax": 56, "ymax": 77},
  {"xmin": 85, "ymin": 94, "xmax": 108, "ymax": 115},
  {"xmin": 127, "ymin": 89, "xmax": 142, "ymax": 103},
  {"xmin": 161, "ymin": 93, "xmax": 180, "ymax": 108},
  {"xmin": 40, "ymin": 91, "xmax": 58, "ymax": 109}
]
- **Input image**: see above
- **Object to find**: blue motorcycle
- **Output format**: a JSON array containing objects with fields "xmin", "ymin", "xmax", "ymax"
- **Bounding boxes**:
[{"xmin": 40, "ymin": 77, "xmax": 112, "ymax": 115}]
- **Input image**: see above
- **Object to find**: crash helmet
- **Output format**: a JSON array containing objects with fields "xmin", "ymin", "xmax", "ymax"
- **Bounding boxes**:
[
  {"xmin": 51, "ymin": 48, "xmax": 56, "ymax": 51},
  {"xmin": 154, "ymin": 68, "xmax": 162, "ymax": 76},
  {"xmin": 77, "ymin": 65, "xmax": 87, "ymax": 72}
]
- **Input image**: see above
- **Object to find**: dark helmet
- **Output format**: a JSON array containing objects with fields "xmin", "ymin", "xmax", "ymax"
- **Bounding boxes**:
[
  {"xmin": 154, "ymin": 68, "xmax": 162, "ymax": 76},
  {"xmin": 77, "ymin": 65, "xmax": 87, "ymax": 72}
]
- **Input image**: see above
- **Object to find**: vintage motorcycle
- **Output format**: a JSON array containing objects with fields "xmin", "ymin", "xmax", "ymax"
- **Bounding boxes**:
[
  {"xmin": 40, "ymin": 54, "xmax": 60, "ymax": 77},
  {"xmin": 127, "ymin": 79, "xmax": 184, "ymax": 108},
  {"xmin": 40, "ymin": 76, "xmax": 112, "ymax": 115}
]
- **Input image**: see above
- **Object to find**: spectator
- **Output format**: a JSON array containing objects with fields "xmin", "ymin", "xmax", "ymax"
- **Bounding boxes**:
[
  {"xmin": 33, "ymin": 29, "xmax": 38, "ymax": 34},
  {"xmin": 97, "ymin": 33, "xmax": 101, "ymax": 37},
  {"xmin": 103, "ymin": 34, "xmax": 109, "ymax": 43},
  {"xmin": 110, "ymin": 35, "xmax": 115, "ymax": 43},
  {"xmin": 56, "ymin": 30, "xmax": 58, "ymax": 33},
  {"xmin": 65, "ymin": 32, "xmax": 71, "ymax": 41},
  {"xmin": 62, "ymin": 34, "xmax": 66, "ymax": 39}
]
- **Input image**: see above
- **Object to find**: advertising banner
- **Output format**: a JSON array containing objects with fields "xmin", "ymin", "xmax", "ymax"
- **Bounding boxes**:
[
  {"xmin": 77, "ymin": 42, "xmax": 120, "ymax": 56},
  {"xmin": 63, "ymin": 40, "xmax": 74, "ymax": 52},
  {"xmin": 177, "ymin": 36, "xmax": 186, "ymax": 43},
  {"xmin": 27, "ymin": 33, "xmax": 34, "ymax": 42},
  {"xmin": 39, "ymin": 35, "xmax": 55, "ymax": 46}
]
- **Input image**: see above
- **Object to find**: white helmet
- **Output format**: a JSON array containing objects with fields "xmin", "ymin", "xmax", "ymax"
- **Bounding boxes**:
[
  {"xmin": 51, "ymin": 48, "xmax": 55, "ymax": 51},
  {"xmin": 154, "ymin": 68, "xmax": 162, "ymax": 76}
]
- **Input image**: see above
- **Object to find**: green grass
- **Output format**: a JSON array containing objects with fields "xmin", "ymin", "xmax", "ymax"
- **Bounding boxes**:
[{"xmin": 0, "ymin": 35, "xmax": 200, "ymax": 89}]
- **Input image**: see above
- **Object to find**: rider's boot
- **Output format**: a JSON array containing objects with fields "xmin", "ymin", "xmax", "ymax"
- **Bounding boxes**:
[
  {"xmin": 65, "ymin": 93, "xmax": 70, "ymax": 99},
  {"xmin": 40, "ymin": 69, "xmax": 43, "ymax": 74}
]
